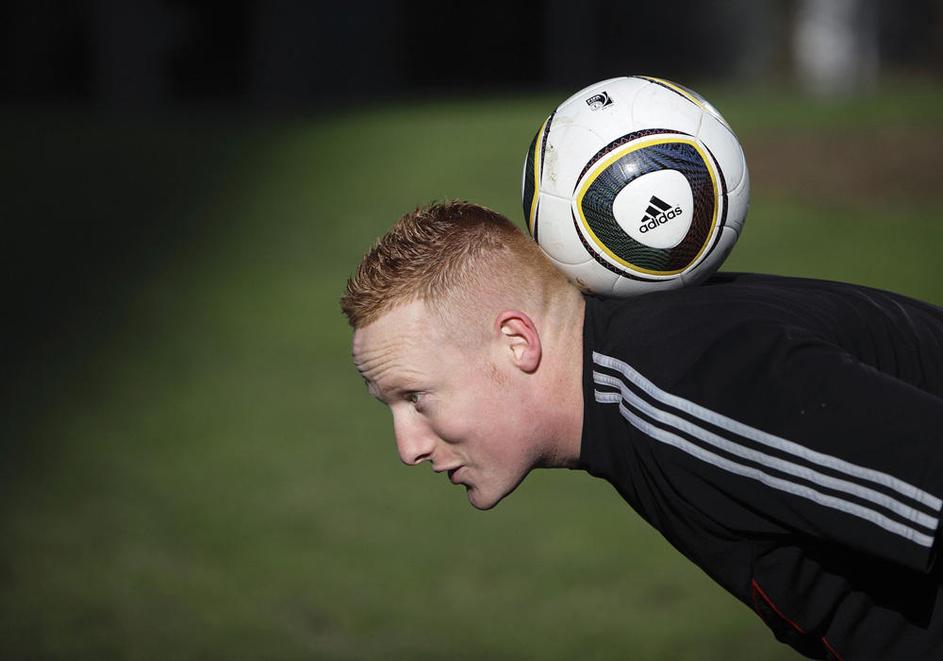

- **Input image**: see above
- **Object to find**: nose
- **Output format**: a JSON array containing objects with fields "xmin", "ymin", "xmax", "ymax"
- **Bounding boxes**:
[{"xmin": 392, "ymin": 409, "xmax": 435, "ymax": 466}]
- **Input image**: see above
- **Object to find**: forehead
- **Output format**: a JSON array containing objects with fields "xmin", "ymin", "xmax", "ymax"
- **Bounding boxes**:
[
  {"xmin": 353, "ymin": 299, "xmax": 429, "ymax": 353},
  {"xmin": 352, "ymin": 300, "xmax": 443, "ymax": 388}
]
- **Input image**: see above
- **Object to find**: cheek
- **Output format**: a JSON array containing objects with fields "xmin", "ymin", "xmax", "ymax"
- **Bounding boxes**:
[
  {"xmin": 431, "ymin": 392, "xmax": 503, "ymax": 444},
  {"xmin": 423, "ymin": 400, "xmax": 470, "ymax": 443},
  {"xmin": 432, "ymin": 363, "xmax": 525, "ymax": 445}
]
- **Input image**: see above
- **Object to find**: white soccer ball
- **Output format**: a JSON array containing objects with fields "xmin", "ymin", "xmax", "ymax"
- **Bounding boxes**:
[{"xmin": 521, "ymin": 76, "xmax": 749, "ymax": 296}]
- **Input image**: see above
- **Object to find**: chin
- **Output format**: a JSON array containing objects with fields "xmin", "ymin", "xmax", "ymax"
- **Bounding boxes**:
[
  {"xmin": 467, "ymin": 491, "xmax": 501, "ymax": 510},
  {"xmin": 465, "ymin": 477, "xmax": 526, "ymax": 511},
  {"xmin": 465, "ymin": 470, "xmax": 530, "ymax": 510},
  {"xmin": 461, "ymin": 481, "xmax": 502, "ymax": 510}
]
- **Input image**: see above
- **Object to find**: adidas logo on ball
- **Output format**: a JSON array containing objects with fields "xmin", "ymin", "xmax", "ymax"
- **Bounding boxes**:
[{"xmin": 639, "ymin": 195, "xmax": 683, "ymax": 233}]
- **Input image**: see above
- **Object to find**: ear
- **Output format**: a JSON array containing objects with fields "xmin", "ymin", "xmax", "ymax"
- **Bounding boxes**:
[{"xmin": 495, "ymin": 310, "xmax": 541, "ymax": 374}]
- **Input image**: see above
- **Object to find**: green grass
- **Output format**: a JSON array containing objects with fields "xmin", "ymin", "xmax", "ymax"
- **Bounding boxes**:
[{"xmin": 1, "ymin": 82, "xmax": 942, "ymax": 660}]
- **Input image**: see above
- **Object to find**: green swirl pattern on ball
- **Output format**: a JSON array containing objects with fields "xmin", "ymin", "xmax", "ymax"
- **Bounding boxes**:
[{"xmin": 579, "ymin": 140, "xmax": 716, "ymax": 274}]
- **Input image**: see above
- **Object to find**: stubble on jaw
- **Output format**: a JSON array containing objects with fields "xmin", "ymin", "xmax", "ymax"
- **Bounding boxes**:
[{"xmin": 488, "ymin": 361, "xmax": 506, "ymax": 386}]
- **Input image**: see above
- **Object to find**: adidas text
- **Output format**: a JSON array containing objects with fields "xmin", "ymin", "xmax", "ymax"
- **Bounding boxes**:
[{"xmin": 639, "ymin": 206, "xmax": 683, "ymax": 233}]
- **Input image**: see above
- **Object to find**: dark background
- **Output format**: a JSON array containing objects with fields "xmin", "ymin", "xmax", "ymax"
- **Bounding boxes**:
[
  {"xmin": 1, "ymin": 4, "xmax": 941, "ymax": 658},
  {"xmin": 3, "ymin": 1, "xmax": 940, "ymax": 108}
]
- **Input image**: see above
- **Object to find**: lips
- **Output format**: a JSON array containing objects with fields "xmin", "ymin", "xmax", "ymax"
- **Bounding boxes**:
[{"xmin": 447, "ymin": 467, "xmax": 462, "ymax": 484}]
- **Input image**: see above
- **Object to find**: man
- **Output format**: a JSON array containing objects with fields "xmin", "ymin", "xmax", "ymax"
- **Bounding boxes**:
[{"xmin": 340, "ymin": 201, "xmax": 943, "ymax": 660}]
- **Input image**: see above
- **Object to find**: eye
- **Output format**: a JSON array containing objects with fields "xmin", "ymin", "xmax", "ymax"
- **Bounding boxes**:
[{"xmin": 406, "ymin": 391, "xmax": 423, "ymax": 405}]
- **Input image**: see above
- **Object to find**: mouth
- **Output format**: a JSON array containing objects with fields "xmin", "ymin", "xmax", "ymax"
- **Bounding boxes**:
[{"xmin": 447, "ymin": 467, "xmax": 463, "ymax": 484}]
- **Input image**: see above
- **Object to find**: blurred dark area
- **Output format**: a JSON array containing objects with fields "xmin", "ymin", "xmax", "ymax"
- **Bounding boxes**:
[
  {"xmin": 1, "ymin": 0, "xmax": 941, "ymax": 451},
  {"xmin": 4, "ymin": 1, "xmax": 940, "ymax": 108}
]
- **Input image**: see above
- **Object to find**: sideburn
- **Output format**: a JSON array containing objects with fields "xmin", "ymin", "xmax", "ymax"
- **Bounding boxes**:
[{"xmin": 488, "ymin": 361, "xmax": 507, "ymax": 386}]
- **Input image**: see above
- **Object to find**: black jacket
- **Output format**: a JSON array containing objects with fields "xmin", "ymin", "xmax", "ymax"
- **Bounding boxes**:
[{"xmin": 579, "ymin": 273, "xmax": 943, "ymax": 660}]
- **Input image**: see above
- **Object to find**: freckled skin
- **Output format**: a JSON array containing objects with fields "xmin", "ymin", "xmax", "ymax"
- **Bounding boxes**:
[{"xmin": 352, "ymin": 299, "xmax": 584, "ymax": 510}]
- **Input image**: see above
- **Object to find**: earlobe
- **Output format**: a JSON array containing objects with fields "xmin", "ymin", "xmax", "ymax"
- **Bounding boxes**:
[{"xmin": 497, "ymin": 311, "xmax": 542, "ymax": 374}]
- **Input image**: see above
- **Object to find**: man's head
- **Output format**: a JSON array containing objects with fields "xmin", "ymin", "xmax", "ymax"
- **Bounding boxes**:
[{"xmin": 341, "ymin": 201, "xmax": 584, "ymax": 509}]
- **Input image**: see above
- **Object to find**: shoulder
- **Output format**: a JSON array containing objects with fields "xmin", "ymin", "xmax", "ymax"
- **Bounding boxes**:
[
  {"xmin": 585, "ymin": 272, "xmax": 820, "ymax": 331},
  {"xmin": 582, "ymin": 270, "xmax": 942, "ymax": 364},
  {"xmin": 583, "ymin": 274, "xmax": 807, "ymax": 378}
]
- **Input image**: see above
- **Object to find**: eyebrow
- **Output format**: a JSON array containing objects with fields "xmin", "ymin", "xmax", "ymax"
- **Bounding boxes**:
[
  {"xmin": 358, "ymin": 374, "xmax": 382, "ymax": 401},
  {"xmin": 359, "ymin": 374, "xmax": 394, "ymax": 406},
  {"xmin": 361, "ymin": 375, "xmax": 424, "ymax": 406},
  {"xmin": 366, "ymin": 383, "xmax": 385, "ymax": 403}
]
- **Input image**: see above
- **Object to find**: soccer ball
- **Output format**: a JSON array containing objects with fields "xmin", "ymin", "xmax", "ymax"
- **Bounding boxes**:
[{"xmin": 521, "ymin": 76, "xmax": 749, "ymax": 296}]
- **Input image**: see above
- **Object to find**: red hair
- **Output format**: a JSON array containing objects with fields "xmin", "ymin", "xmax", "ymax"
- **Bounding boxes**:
[{"xmin": 340, "ymin": 201, "xmax": 574, "ymax": 328}]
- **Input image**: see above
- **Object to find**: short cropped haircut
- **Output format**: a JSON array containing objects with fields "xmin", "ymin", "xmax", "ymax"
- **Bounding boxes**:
[{"xmin": 340, "ymin": 201, "xmax": 574, "ymax": 329}]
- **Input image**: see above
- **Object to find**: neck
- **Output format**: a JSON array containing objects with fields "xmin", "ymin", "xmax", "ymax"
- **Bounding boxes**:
[{"xmin": 538, "ymin": 291, "xmax": 585, "ymax": 469}]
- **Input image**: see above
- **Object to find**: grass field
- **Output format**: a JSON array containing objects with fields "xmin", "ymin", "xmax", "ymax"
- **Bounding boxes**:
[{"xmin": 2, "ymin": 81, "xmax": 942, "ymax": 660}]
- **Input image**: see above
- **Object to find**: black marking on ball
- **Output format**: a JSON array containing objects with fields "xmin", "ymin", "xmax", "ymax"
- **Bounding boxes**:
[
  {"xmin": 521, "ymin": 129, "xmax": 539, "ymax": 233},
  {"xmin": 539, "ymin": 111, "xmax": 555, "ymax": 180}
]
